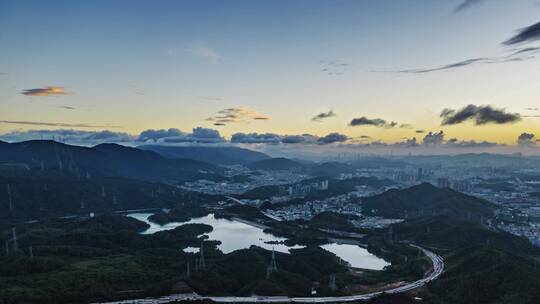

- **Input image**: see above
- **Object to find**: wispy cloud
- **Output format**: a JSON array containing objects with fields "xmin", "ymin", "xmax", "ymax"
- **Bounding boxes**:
[
  {"xmin": 503, "ymin": 21, "xmax": 540, "ymax": 45},
  {"xmin": 319, "ymin": 60, "xmax": 353, "ymax": 76},
  {"xmin": 182, "ymin": 45, "xmax": 223, "ymax": 63},
  {"xmin": 21, "ymin": 86, "xmax": 69, "ymax": 96},
  {"xmin": 454, "ymin": 0, "xmax": 488, "ymax": 13},
  {"xmin": 440, "ymin": 104, "xmax": 521, "ymax": 125},
  {"xmin": 378, "ymin": 47, "xmax": 540, "ymax": 74},
  {"xmin": 58, "ymin": 106, "xmax": 76, "ymax": 110},
  {"xmin": 311, "ymin": 110, "xmax": 336, "ymax": 122},
  {"xmin": 206, "ymin": 107, "xmax": 270, "ymax": 126},
  {"xmin": 0, "ymin": 120, "xmax": 120, "ymax": 128}
]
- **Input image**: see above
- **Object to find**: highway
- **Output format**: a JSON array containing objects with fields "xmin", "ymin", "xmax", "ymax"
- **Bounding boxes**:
[{"xmin": 95, "ymin": 244, "xmax": 444, "ymax": 304}]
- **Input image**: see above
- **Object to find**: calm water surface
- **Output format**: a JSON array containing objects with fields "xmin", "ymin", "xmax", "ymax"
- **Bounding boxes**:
[{"xmin": 128, "ymin": 213, "xmax": 389, "ymax": 270}]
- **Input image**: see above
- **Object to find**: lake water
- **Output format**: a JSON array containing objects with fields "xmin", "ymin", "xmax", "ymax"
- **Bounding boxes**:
[{"xmin": 128, "ymin": 213, "xmax": 389, "ymax": 270}]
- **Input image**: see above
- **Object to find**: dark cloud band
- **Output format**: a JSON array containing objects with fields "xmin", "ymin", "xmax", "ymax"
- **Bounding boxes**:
[{"xmin": 440, "ymin": 105, "xmax": 521, "ymax": 125}]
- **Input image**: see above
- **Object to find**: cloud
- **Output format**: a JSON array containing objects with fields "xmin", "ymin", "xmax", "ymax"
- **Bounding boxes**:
[
  {"xmin": 382, "ymin": 47, "xmax": 540, "ymax": 74},
  {"xmin": 440, "ymin": 104, "xmax": 521, "ymax": 125},
  {"xmin": 184, "ymin": 45, "xmax": 223, "ymax": 63},
  {"xmin": 311, "ymin": 110, "xmax": 336, "ymax": 122},
  {"xmin": 319, "ymin": 60, "xmax": 353, "ymax": 76},
  {"xmin": 517, "ymin": 132, "xmax": 536, "ymax": 146},
  {"xmin": 317, "ymin": 132, "xmax": 349, "ymax": 144},
  {"xmin": 446, "ymin": 138, "xmax": 501, "ymax": 148},
  {"xmin": 137, "ymin": 128, "xmax": 184, "ymax": 142},
  {"xmin": 391, "ymin": 137, "xmax": 419, "ymax": 148},
  {"xmin": 454, "ymin": 0, "xmax": 487, "ymax": 13},
  {"xmin": 349, "ymin": 116, "xmax": 408, "ymax": 129},
  {"xmin": 0, "ymin": 129, "xmax": 134, "ymax": 144},
  {"xmin": 136, "ymin": 127, "xmax": 224, "ymax": 144},
  {"xmin": 281, "ymin": 135, "xmax": 307, "ymax": 144},
  {"xmin": 21, "ymin": 86, "xmax": 69, "ymax": 96},
  {"xmin": 503, "ymin": 21, "xmax": 540, "ymax": 45},
  {"xmin": 281, "ymin": 134, "xmax": 318, "ymax": 144},
  {"xmin": 206, "ymin": 107, "xmax": 270, "ymax": 126},
  {"xmin": 0, "ymin": 120, "xmax": 120, "ymax": 128},
  {"xmin": 423, "ymin": 131, "xmax": 445, "ymax": 146},
  {"xmin": 58, "ymin": 106, "xmax": 76, "ymax": 110},
  {"xmin": 159, "ymin": 127, "xmax": 225, "ymax": 144},
  {"xmin": 231, "ymin": 132, "xmax": 282, "ymax": 144}
]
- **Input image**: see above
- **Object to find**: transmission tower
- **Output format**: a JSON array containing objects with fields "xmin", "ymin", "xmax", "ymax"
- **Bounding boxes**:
[
  {"xmin": 12, "ymin": 227, "xmax": 18, "ymax": 251},
  {"xmin": 7, "ymin": 184, "xmax": 13, "ymax": 212},
  {"xmin": 199, "ymin": 242, "xmax": 205, "ymax": 271},
  {"xmin": 329, "ymin": 274, "xmax": 337, "ymax": 291},
  {"xmin": 266, "ymin": 248, "xmax": 278, "ymax": 278}
]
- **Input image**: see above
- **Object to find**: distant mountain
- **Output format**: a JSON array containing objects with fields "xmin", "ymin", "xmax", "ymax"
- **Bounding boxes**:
[
  {"xmin": 0, "ymin": 140, "xmax": 224, "ymax": 182},
  {"xmin": 247, "ymin": 157, "xmax": 305, "ymax": 171},
  {"xmin": 139, "ymin": 145, "xmax": 270, "ymax": 165},
  {"xmin": 362, "ymin": 183, "xmax": 496, "ymax": 221}
]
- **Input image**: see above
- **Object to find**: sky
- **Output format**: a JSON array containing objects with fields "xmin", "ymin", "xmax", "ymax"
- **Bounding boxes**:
[{"xmin": 1, "ymin": 0, "xmax": 540, "ymax": 154}]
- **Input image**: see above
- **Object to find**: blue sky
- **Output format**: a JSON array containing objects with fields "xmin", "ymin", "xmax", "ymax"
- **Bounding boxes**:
[{"xmin": 1, "ymin": 0, "xmax": 540, "ymax": 149}]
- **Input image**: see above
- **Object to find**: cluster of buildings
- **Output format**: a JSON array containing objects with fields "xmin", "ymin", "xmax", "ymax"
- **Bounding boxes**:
[
  {"xmin": 287, "ymin": 180, "xmax": 329, "ymax": 197},
  {"xmin": 182, "ymin": 166, "xmax": 309, "ymax": 195},
  {"xmin": 265, "ymin": 192, "xmax": 362, "ymax": 221}
]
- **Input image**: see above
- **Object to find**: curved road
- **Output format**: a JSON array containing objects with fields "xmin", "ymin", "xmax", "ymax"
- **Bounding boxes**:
[{"xmin": 96, "ymin": 245, "xmax": 444, "ymax": 304}]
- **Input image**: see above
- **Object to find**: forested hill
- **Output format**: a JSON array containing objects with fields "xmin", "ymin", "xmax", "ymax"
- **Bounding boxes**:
[
  {"xmin": 0, "ymin": 140, "xmax": 224, "ymax": 182},
  {"xmin": 139, "ymin": 145, "xmax": 270, "ymax": 165},
  {"xmin": 362, "ymin": 183, "xmax": 496, "ymax": 221}
]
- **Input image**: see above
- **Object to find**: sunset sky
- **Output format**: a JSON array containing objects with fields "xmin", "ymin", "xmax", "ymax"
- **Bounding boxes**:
[{"xmin": 1, "ymin": 0, "xmax": 540, "ymax": 151}]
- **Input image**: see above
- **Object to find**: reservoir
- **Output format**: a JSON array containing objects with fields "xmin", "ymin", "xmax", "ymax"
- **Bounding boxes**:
[{"xmin": 129, "ymin": 213, "xmax": 389, "ymax": 270}]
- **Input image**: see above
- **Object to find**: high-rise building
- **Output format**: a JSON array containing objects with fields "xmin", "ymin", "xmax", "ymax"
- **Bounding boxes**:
[{"xmin": 437, "ymin": 178, "xmax": 450, "ymax": 189}]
